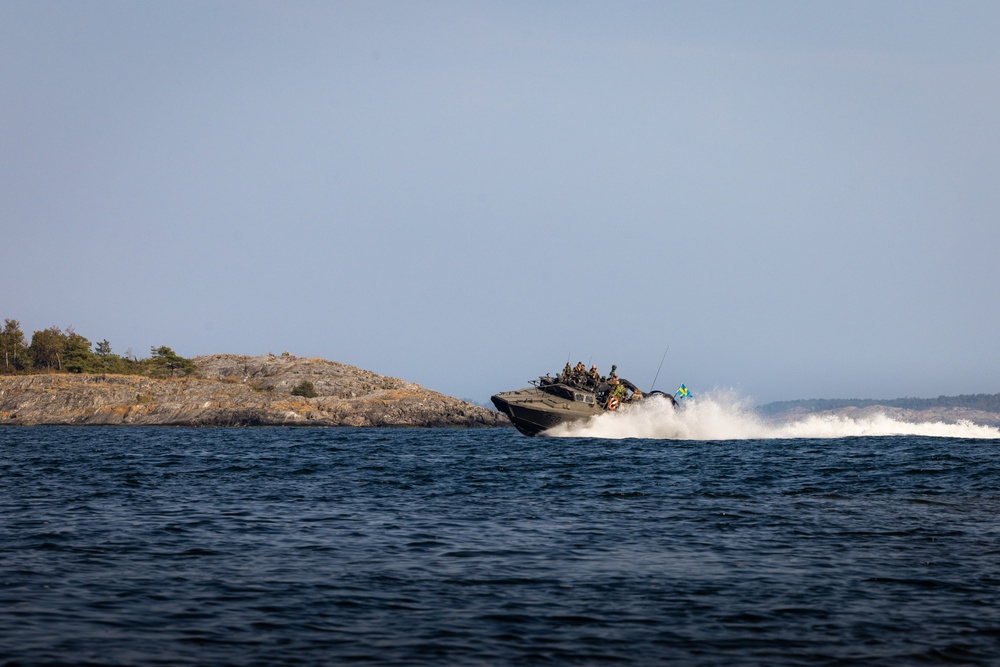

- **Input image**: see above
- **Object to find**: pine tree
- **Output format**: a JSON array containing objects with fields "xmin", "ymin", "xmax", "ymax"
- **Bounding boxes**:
[
  {"xmin": 149, "ymin": 346, "xmax": 196, "ymax": 378},
  {"xmin": 0, "ymin": 319, "xmax": 30, "ymax": 373}
]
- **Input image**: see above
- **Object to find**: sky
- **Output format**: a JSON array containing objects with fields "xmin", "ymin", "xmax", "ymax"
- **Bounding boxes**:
[{"xmin": 2, "ymin": 1, "xmax": 998, "ymax": 405}]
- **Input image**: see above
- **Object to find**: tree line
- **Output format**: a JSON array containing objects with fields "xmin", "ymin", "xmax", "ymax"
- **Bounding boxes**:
[{"xmin": 0, "ymin": 319, "xmax": 195, "ymax": 378}]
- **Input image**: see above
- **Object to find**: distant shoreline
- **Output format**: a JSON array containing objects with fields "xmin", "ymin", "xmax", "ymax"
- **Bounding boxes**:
[
  {"xmin": 2, "ymin": 350, "xmax": 995, "ymax": 429},
  {"xmin": 759, "ymin": 394, "xmax": 1000, "ymax": 428}
]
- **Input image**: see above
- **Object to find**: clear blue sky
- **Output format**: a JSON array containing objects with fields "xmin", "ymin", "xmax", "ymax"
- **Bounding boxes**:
[{"xmin": 3, "ymin": 1, "xmax": 998, "ymax": 404}]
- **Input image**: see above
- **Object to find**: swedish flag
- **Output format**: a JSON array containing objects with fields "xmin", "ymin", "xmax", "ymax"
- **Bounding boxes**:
[{"xmin": 675, "ymin": 384, "xmax": 691, "ymax": 399}]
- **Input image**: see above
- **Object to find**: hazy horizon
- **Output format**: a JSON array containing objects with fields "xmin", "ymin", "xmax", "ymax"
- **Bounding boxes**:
[{"xmin": 4, "ymin": 2, "xmax": 998, "ymax": 405}]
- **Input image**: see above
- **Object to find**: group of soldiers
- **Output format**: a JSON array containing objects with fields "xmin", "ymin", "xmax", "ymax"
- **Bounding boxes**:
[
  {"xmin": 560, "ymin": 361, "xmax": 600, "ymax": 387},
  {"xmin": 559, "ymin": 361, "xmax": 643, "ymax": 403}
]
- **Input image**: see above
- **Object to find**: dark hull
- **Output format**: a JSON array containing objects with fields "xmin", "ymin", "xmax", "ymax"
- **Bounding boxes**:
[
  {"xmin": 492, "ymin": 380, "xmax": 678, "ymax": 436},
  {"xmin": 490, "ymin": 391, "xmax": 599, "ymax": 436}
]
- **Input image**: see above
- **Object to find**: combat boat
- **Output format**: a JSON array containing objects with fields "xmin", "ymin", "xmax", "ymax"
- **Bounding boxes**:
[{"xmin": 491, "ymin": 366, "xmax": 676, "ymax": 436}]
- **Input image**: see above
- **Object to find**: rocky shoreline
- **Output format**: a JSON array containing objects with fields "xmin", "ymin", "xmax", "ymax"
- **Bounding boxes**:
[{"xmin": 0, "ymin": 354, "xmax": 508, "ymax": 428}]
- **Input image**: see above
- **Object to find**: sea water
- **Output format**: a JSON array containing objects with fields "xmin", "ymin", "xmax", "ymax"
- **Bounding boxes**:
[{"xmin": 2, "ymin": 403, "xmax": 1000, "ymax": 665}]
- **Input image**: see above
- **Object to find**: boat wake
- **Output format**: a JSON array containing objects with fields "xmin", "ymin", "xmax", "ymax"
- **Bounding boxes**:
[{"xmin": 543, "ymin": 390, "xmax": 1000, "ymax": 440}]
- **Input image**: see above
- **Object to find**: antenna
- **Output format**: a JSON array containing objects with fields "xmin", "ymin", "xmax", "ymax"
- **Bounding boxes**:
[{"xmin": 649, "ymin": 345, "xmax": 669, "ymax": 392}]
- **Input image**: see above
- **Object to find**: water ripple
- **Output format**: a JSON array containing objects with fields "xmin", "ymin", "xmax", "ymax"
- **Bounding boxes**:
[{"xmin": 2, "ymin": 428, "xmax": 1000, "ymax": 665}]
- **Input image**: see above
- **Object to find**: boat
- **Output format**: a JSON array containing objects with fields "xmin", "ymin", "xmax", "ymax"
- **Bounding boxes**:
[{"xmin": 491, "ymin": 365, "xmax": 677, "ymax": 436}]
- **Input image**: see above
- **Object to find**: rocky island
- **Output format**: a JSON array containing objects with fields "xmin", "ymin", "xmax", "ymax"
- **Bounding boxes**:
[{"xmin": 0, "ymin": 353, "xmax": 508, "ymax": 428}]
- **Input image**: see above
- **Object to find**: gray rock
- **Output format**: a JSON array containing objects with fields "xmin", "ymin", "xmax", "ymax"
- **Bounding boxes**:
[{"xmin": 0, "ymin": 354, "xmax": 508, "ymax": 428}]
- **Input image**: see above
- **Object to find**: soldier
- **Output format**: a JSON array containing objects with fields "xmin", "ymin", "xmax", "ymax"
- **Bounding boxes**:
[
  {"xmin": 561, "ymin": 362, "xmax": 572, "ymax": 381},
  {"xmin": 588, "ymin": 364, "xmax": 600, "ymax": 384},
  {"xmin": 610, "ymin": 375, "xmax": 626, "ymax": 400},
  {"xmin": 631, "ymin": 388, "xmax": 643, "ymax": 402}
]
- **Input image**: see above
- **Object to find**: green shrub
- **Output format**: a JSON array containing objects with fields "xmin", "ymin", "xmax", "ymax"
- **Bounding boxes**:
[{"xmin": 291, "ymin": 380, "xmax": 317, "ymax": 398}]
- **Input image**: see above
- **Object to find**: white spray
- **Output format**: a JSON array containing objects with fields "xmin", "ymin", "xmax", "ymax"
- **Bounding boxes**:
[{"xmin": 544, "ymin": 390, "xmax": 1000, "ymax": 440}]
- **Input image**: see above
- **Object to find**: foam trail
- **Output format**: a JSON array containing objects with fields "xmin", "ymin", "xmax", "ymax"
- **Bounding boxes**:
[{"xmin": 544, "ymin": 390, "xmax": 1000, "ymax": 440}]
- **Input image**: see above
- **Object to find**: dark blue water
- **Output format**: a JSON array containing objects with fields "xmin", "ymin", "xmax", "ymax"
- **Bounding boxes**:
[{"xmin": 2, "ymin": 427, "xmax": 999, "ymax": 666}]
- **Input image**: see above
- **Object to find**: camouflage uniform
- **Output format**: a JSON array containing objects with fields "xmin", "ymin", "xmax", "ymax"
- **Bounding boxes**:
[{"xmin": 610, "ymin": 376, "xmax": 626, "ymax": 399}]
